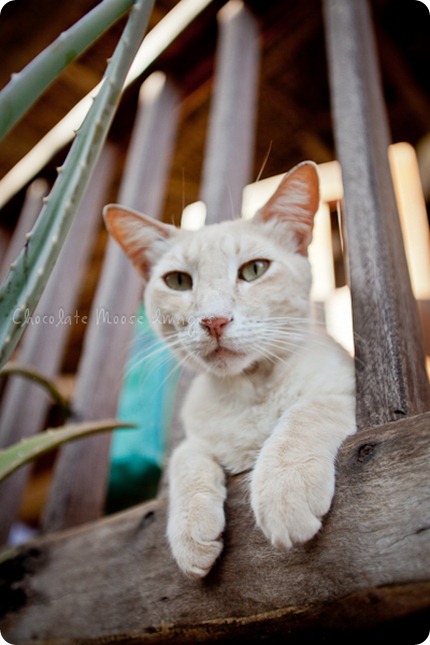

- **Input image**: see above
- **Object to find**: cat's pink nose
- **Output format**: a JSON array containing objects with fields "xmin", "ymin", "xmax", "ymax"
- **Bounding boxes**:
[{"xmin": 200, "ymin": 316, "xmax": 232, "ymax": 340}]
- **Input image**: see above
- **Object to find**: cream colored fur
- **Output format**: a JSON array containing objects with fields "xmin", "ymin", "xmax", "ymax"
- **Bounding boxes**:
[{"xmin": 103, "ymin": 161, "xmax": 356, "ymax": 579}]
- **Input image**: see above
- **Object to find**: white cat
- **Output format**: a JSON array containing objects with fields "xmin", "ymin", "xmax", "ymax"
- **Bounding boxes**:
[{"xmin": 104, "ymin": 161, "xmax": 356, "ymax": 579}]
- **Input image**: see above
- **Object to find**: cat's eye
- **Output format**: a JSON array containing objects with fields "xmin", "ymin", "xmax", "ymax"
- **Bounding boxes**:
[
  {"xmin": 163, "ymin": 271, "xmax": 193, "ymax": 291},
  {"xmin": 238, "ymin": 259, "xmax": 270, "ymax": 282}
]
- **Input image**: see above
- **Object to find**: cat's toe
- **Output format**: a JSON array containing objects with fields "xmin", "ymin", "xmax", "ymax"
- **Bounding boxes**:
[
  {"xmin": 253, "ymin": 497, "xmax": 322, "ymax": 549},
  {"xmin": 250, "ymin": 460, "xmax": 333, "ymax": 549},
  {"xmin": 188, "ymin": 540, "xmax": 224, "ymax": 578},
  {"xmin": 285, "ymin": 506, "xmax": 322, "ymax": 544},
  {"xmin": 168, "ymin": 495, "xmax": 225, "ymax": 577},
  {"xmin": 173, "ymin": 534, "xmax": 224, "ymax": 578}
]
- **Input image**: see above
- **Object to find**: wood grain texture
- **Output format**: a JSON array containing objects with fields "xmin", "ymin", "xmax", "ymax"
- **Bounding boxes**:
[
  {"xmin": 323, "ymin": 0, "xmax": 430, "ymax": 429},
  {"xmin": 42, "ymin": 76, "xmax": 180, "ymax": 532},
  {"xmin": 1, "ymin": 412, "xmax": 429, "ymax": 643}
]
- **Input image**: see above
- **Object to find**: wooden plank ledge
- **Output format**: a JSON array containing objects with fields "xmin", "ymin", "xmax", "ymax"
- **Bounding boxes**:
[{"xmin": 1, "ymin": 412, "xmax": 429, "ymax": 643}]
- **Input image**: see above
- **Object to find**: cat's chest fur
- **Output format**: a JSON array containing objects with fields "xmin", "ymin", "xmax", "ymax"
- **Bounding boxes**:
[
  {"xmin": 181, "ymin": 332, "xmax": 350, "ymax": 474},
  {"xmin": 182, "ymin": 374, "xmax": 282, "ymax": 474}
]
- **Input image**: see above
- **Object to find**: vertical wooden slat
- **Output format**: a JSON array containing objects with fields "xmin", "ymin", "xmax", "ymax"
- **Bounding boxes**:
[
  {"xmin": 389, "ymin": 143, "xmax": 430, "ymax": 357},
  {"xmin": 166, "ymin": 1, "xmax": 261, "ymax": 472},
  {"xmin": 200, "ymin": 0, "xmax": 259, "ymax": 223},
  {"xmin": 43, "ymin": 73, "xmax": 180, "ymax": 532},
  {"xmin": 323, "ymin": 0, "xmax": 430, "ymax": 430},
  {"xmin": 309, "ymin": 202, "xmax": 335, "ymax": 307},
  {"xmin": 0, "ymin": 148, "xmax": 116, "ymax": 544}
]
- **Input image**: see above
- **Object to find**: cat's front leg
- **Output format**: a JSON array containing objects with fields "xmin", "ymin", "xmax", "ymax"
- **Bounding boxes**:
[
  {"xmin": 167, "ymin": 439, "xmax": 226, "ymax": 578},
  {"xmin": 250, "ymin": 395, "xmax": 355, "ymax": 549}
]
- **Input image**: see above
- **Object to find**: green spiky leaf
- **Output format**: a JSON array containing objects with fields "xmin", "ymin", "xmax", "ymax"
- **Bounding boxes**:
[
  {"xmin": 0, "ymin": 419, "xmax": 135, "ymax": 482},
  {"xmin": 0, "ymin": 0, "xmax": 155, "ymax": 369},
  {"xmin": 0, "ymin": 362, "xmax": 71, "ymax": 415},
  {"xmin": 0, "ymin": 0, "xmax": 135, "ymax": 141}
]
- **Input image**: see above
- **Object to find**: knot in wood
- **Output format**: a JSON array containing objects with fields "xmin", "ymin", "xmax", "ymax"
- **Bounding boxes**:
[
  {"xmin": 138, "ymin": 510, "xmax": 156, "ymax": 532},
  {"xmin": 357, "ymin": 443, "xmax": 377, "ymax": 464}
]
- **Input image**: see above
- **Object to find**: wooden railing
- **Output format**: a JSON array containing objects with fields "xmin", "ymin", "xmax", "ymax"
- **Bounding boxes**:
[{"xmin": 324, "ymin": 0, "xmax": 430, "ymax": 429}]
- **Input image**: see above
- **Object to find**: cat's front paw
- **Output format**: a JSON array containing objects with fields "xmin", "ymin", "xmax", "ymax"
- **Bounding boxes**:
[
  {"xmin": 167, "ymin": 493, "xmax": 225, "ymax": 578},
  {"xmin": 250, "ymin": 455, "xmax": 335, "ymax": 549}
]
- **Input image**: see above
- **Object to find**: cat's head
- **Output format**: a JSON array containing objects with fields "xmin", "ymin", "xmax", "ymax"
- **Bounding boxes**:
[{"xmin": 103, "ymin": 161, "xmax": 319, "ymax": 376}]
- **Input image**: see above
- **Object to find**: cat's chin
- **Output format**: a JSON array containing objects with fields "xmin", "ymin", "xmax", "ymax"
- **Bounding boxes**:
[{"xmin": 199, "ymin": 346, "xmax": 252, "ymax": 377}]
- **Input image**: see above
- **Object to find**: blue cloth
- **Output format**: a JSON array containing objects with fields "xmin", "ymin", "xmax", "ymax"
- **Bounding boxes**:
[{"xmin": 106, "ymin": 305, "xmax": 178, "ymax": 513}]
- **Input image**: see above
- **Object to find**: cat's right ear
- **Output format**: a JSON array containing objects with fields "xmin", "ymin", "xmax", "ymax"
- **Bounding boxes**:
[{"xmin": 103, "ymin": 204, "xmax": 178, "ymax": 282}]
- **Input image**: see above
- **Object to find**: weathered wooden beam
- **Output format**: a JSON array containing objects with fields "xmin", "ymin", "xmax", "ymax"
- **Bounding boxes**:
[
  {"xmin": 0, "ymin": 148, "xmax": 116, "ymax": 544},
  {"xmin": 323, "ymin": 0, "xmax": 430, "ymax": 429},
  {"xmin": 169, "ymin": 1, "xmax": 261, "ymax": 466},
  {"xmin": 200, "ymin": 0, "xmax": 259, "ymax": 223},
  {"xmin": 42, "ymin": 74, "xmax": 180, "ymax": 532},
  {"xmin": 1, "ymin": 412, "xmax": 429, "ymax": 643}
]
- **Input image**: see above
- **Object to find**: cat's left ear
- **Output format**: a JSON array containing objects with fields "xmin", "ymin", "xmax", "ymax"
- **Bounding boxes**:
[
  {"xmin": 253, "ymin": 161, "xmax": 319, "ymax": 255},
  {"xmin": 103, "ymin": 204, "xmax": 179, "ymax": 282}
]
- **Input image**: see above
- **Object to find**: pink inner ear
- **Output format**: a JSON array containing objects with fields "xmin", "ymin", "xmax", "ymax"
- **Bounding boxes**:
[
  {"xmin": 103, "ymin": 204, "xmax": 178, "ymax": 280},
  {"xmin": 257, "ymin": 161, "xmax": 320, "ymax": 255},
  {"xmin": 104, "ymin": 206, "xmax": 142, "ymax": 257}
]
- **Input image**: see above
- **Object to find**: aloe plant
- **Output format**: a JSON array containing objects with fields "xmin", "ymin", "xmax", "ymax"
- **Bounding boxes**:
[
  {"xmin": 0, "ymin": 0, "xmax": 135, "ymax": 140},
  {"xmin": 0, "ymin": 420, "xmax": 135, "ymax": 482},
  {"xmin": 0, "ymin": 362, "xmax": 70, "ymax": 415},
  {"xmin": 0, "ymin": 0, "xmax": 155, "ymax": 370}
]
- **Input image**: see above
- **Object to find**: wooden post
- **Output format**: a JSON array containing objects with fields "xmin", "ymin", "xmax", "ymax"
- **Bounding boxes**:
[
  {"xmin": 200, "ymin": 0, "xmax": 259, "ymax": 223},
  {"xmin": 169, "ymin": 1, "xmax": 261, "ymax": 462},
  {"xmin": 43, "ymin": 74, "xmax": 180, "ymax": 532},
  {"xmin": 0, "ymin": 149, "xmax": 116, "ymax": 544},
  {"xmin": 323, "ymin": 0, "xmax": 430, "ymax": 429}
]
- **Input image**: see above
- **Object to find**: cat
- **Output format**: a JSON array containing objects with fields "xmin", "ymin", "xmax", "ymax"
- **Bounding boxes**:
[{"xmin": 103, "ymin": 160, "xmax": 356, "ymax": 579}]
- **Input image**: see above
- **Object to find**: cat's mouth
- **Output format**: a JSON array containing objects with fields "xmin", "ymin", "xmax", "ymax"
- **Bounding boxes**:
[
  {"xmin": 203, "ymin": 344, "xmax": 249, "ymax": 371},
  {"xmin": 207, "ymin": 346, "xmax": 242, "ymax": 360}
]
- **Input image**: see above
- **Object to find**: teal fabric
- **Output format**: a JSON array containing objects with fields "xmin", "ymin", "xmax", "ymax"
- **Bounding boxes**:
[{"xmin": 105, "ymin": 304, "xmax": 178, "ymax": 513}]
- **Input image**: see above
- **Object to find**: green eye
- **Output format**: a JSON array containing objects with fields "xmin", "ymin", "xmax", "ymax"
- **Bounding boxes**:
[
  {"xmin": 163, "ymin": 271, "xmax": 193, "ymax": 291},
  {"xmin": 238, "ymin": 259, "xmax": 270, "ymax": 282}
]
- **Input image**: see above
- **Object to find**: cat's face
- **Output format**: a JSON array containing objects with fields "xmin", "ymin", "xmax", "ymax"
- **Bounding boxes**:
[
  {"xmin": 143, "ymin": 219, "xmax": 312, "ymax": 376},
  {"xmin": 104, "ymin": 161, "xmax": 319, "ymax": 377}
]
